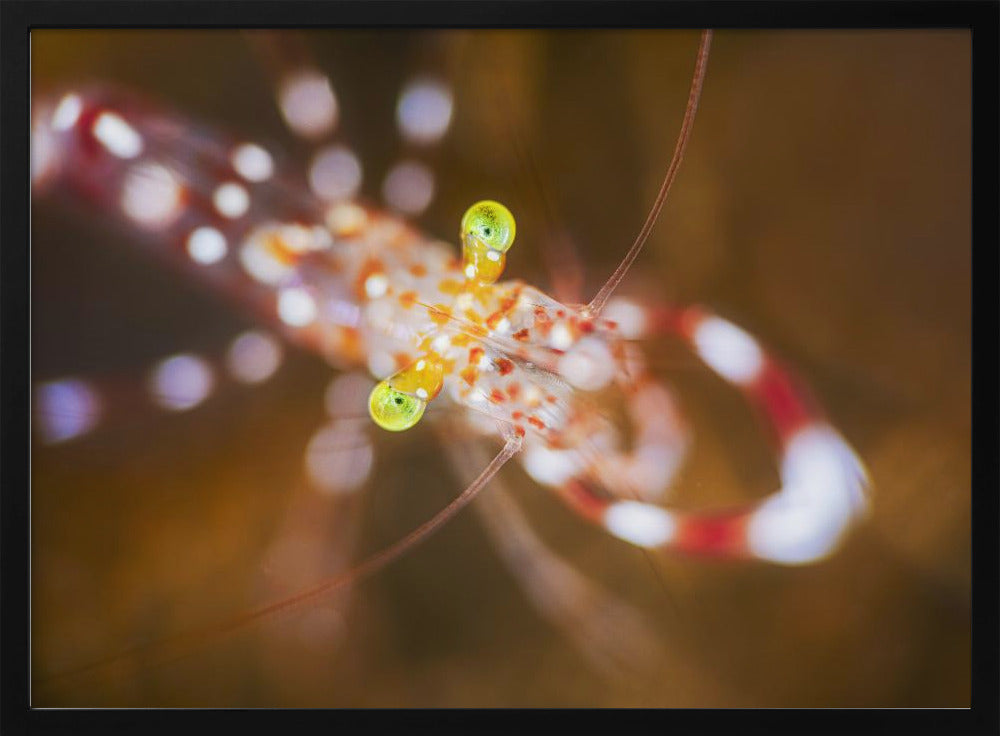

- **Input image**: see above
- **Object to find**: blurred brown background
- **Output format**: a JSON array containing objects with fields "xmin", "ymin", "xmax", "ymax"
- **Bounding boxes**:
[{"xmin": 31, "ymin": 30, "xmax": 970, "ymax": 707}]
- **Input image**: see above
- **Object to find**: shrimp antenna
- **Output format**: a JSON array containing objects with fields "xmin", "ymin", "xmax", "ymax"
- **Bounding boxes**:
[
  {"xmin": 585, "ymin": 29, "xmax": 713, "ymax": 318},
  {"xmin": 37, "ymin": 431, "xmax": 522, "ymax": 689}
]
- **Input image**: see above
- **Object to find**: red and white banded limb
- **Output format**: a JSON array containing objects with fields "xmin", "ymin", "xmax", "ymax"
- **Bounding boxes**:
[
  {"xmin": 528, "ymin": 298, "xmax": 869, "ymax": 565},
  {"xmin": 35, "ymin": 329, "xmax": 285, "ymax": 445}
]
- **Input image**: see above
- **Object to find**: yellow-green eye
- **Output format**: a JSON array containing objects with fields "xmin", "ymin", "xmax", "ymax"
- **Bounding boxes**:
[
  {"xmin": 461, "ymin": 200, "xmax": 516, "ymax": 253},
  {"xmin": 368, "ymin": 381, "xmax": 427, "ymax": 432}
]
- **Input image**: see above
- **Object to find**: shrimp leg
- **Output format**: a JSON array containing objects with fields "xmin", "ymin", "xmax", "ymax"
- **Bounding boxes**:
[
  {"xmin": 34, "ymin": 331, "xmax": 285, "ymax": 445},
  {"xmin": 536, "ymin": 300, "xmax": 869, "ymax": 565}
]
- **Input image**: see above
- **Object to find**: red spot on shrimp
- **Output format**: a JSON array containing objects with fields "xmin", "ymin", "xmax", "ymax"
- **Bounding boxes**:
[
  {"xmin": 675, "ymin": 513, "xmax": 748, "ymax": 557},
  {"xmin": 409, "ymin": 263, "xmax": 427, "ymax": 278},
  {"xmin": 398, "ymin": 290, "xmax": 418, "ymax": 309},
  {"xmin": 263, "ymin": 233, "xmax": 302, "ymax": 266},
  {"xmin": 753, "ymin": 361, "xmax": 815, "ymax": 443},
  {"xmin": 514, "ymin": 426, "xmax": 526, "ymax": 438},
  {"xmin": 512, "ymin": 411, "xmax": 524, "ymax": 420},
  {"xmin": 499, "ymin": 294, "xmax": 519, "ymax": 312},
  {"xmin": 528, "ymin": 416, "xmax": 546, "ymax": 430},
  {"xmin": 489, "ymin": 389, "xmax": 506, "ymax": 404},
  {"xmin": 468, "ymin": 346, "xmax": 485, "ymax": 365},
  {"xmin": 353, "ymin": 257, "xmax": 386, "ymax": 300},
  {"xmin": 534, "ymin": 309, "xmax": 554, "ymax": 337},
  {"xmin": 506, "ymin": 382, "xmax": 521, "ymax": 400},
  {"xmin": 677, "ymin": 306, "xmax": 706, "ymax": 339},
  {"xmin": 559, "ymin": 479, "xmax": 608, "ymax": 523},
  {"xmin": 545, "ymin": 394, "xmax": 557, "ymax": 404},
  {"xmin": 460, "ymin": 366, "xmax": 478, "ymax": 387},
  {"xmin": 512, "ymin": 329, "xmax": 530, "ymax": 342},
  {"xmin": 496, "ymin": 358, "xmax": 514, "ymax": 375}
]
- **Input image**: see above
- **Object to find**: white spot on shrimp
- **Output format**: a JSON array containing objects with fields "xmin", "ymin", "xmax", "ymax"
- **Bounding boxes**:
[
  {"xmin": 240, "ymin": 226, "xmax": 295, "ymax": 286},
  {"xmin": 603, "ymin": 297, "xmax": 648, "ymax": 339},
  {"xmin": 278, "ymin": 70, "xmax": 338, "ymax": 139},
  {"xmin": 231, "ymin": 142, "xmax": 274, "ymax": 182},
  {"xmin": 522, "ymin": 444, "xmax": 584, "ymax": 487},
  {"xmin": 396, "ymin": 79, "xmax": 454, "ymax": 145},
  {"xmin": 186, "ymin": 226, "xmax": 227, "ymax": 265},
  {"xmin": 692, "ymin": 316, "xmax": 765, "ymax": 386},
  {"xmin": 431, "ymin": 334, "xmax": 452, "ymax": 353},
  {"xmin": 604, "ymin": 502, "xmax": 676, "ymax": 548},
  {"xmin": 325, "ymin": 202, "xmax": 368, "ymax": 236},
  {"xmin": 36, "ymin": 378, "xmax": 101, "ymax": 444},
  {"xmin": 226, "ymin": 330, "xmax": 283, "ymax": 384},
  {"xmin": 149, "ymin": 354, "xmax": 214, "ymax": 412},
  {"xmin": 52, "ymin": 93, "xmax": 83, "ymax": 131},
  {"xmin": 746, "ymin": 493, "xmax": 849, "ymax": 565},
  {"xmin": 277, "ymin": 287, "xmax": 318, "ymax": 327},
  {"xmin": 746, "ymin": 424, "xmax": 868, "ymax": 564},
  {"xmin": 549, "ymin": 322, "xmax": 574, "ymax": 351},
  {"xmin": 364, "ymin": 273, "xmax": 388, "ymax": 299},
  {"xmin": 93, "ymin": 111, "xmax": 143, "ymax": 158},
  {"xmin": 381, "ymin": 160, "xmax": 435, "ymax": 215},
  {"xmin": 121, "ymin": 163, "xmax": 183, "ymax": 229},
  {"xmin": 276, "ymin": 224, "xmax": 314, "ymax": 254},
  {"xmin": 309, "ymin": 145, "xmax": 362, "ymax": 202},
  {"xmin": 780, "ymin": 425, "xmax": 868, "ymax": 510},
  {"xmin": 213, "ymin": 181, "xmax": 250, "ymax": 219},
  {"xmin": 522, "ymin": 384, "xmax": 543, "ymax": 407},
  {"xmin": 558, "ymin": 336, "xmax": 615, "ymax": 391}
]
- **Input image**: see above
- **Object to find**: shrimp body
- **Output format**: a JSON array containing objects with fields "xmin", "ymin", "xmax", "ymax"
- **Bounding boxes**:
[
  {"xmin": 32, "ymin": 86, "xmax": 616, "ymax": 446},
  {"xmin": 33, "ymin": 38, "xmax": 867, "ymax": 584}
]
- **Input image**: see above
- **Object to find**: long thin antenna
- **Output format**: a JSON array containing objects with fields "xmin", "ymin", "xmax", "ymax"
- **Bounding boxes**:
[
  {"xmin": 585, "ymin": 29, "xmax": 713, "ymax": 318},
  {"xmin": 38, "ymin": 432, "xmax": 522, "ymax": 689}
]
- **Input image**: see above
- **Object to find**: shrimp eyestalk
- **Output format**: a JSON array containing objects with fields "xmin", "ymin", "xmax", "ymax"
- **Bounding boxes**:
[{"xmin": 368, "ymin": 199, "xmax": 519, "ymax": 431}]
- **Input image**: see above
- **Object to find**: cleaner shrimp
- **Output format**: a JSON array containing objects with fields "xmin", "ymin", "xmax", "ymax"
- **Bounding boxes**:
[{"xmin": 30, "ymin": 29, "xmax": 971, "ymax": 708}]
